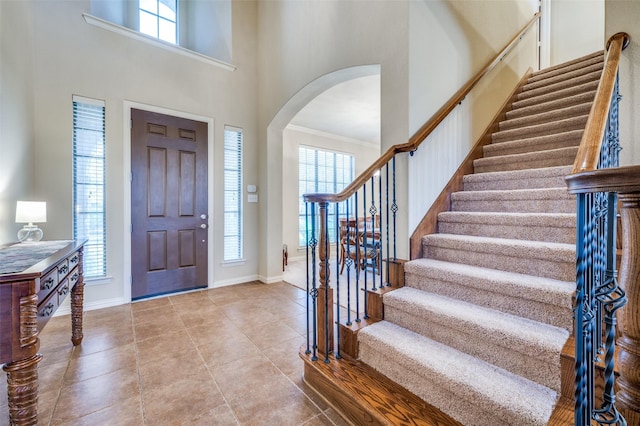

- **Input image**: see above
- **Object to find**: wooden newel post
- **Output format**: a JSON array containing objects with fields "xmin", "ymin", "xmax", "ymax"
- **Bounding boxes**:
[
  {"xmin": 616, "ymin": 191, "xmax": 640, "ymax": 424},
  {"xmin": 317, "ymin": 201, "xmax": 334, "ymax": 357}
]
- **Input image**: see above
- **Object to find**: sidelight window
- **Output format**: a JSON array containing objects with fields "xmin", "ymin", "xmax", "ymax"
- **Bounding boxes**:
[
  {"xmin": 224, "ymin": 126, "xmax": 243, "ymax": 261},
  {"xmin": 72, "ymin": 96, "xmax": 107, "ymax": 278}
]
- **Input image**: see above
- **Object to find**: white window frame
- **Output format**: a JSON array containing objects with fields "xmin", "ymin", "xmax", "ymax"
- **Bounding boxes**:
[
  {"xmin": 223, "ymin": 126, "xmax": 243, "ymax": 262},
  {"xmin": 298, "ymin": 146, "xmax": 354, "ymax": 247},
  {"xmin": 72, "ymin": 95, "xmax": 107, "ymax": 278},
  {"xmin": 139, "ymin": 0, "xmax": 178, "ymax": 44}
]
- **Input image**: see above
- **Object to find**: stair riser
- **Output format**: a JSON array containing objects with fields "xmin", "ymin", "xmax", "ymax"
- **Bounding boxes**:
[
  {"xmin": 385, "ymin": 306, "xmax": 562, "ymax": 392},
  {"xmin": 506, "ymin": 92, "xmax": 595, "ymax": 120},
  {"xmin": 422, "ymin": 243, "xmax": 574, "ymax": 281},
  {"xmin": 405, "ymin": 271, "xmax": 573, "ymax": 330},
  {"xmin": 483, "ymin": 134, "xmax": 582, "ymax": 158},
  {"xmin": 437, "ymin": 221, "xmax": 574, "ymax": 244},
  {"xmin": 498, "ymin": 103, "xmax": 592, "ymax": 131},
  {"xmin": 513, "ymin": 81, "xmax": 599, "ymax": 109},
  {"xmin": 492, "ymin": 117, "xmax": 588, "ymax": 144},
  {"xmin": 451, "ymin": 197, "xmax": 575, "ymax": 214}
]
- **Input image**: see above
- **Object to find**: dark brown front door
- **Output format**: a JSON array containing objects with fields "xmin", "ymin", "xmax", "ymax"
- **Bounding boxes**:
[{"xmin": 131, "ymin": 109, "xmax": 208, "ymax": 300}]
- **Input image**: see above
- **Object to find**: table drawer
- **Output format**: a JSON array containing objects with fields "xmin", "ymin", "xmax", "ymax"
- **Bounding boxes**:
[
  {"xmin": 67, "ymin": 251, "xmax": 80, "ymax": 270},
  {"xmin": 67, "ymin": 267, "xmax": 79, "ymax": 290},
  {"xmin": 37, "ymin": 269, "xmax": 58, "ymax": 302},
  {"xmin": 37, "ymin": 288, "xmax": 59, "ymax": 330}
]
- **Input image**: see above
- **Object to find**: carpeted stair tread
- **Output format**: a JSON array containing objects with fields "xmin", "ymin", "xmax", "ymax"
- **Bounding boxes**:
[
  {"xmin": 358, "ymin": 321, "xmax": 559, "ymax": 426},
  {"xmin": 498, "ymin": 102, "xmax": 592, "ymax": 131},
  {"xmin": 437, "ymin": 211, "xmax": 575, "ymax": 244},
  {"xmin": 422, "ymin": 233, "xmax": 574, "ymax": 281},
  {"xmin": 451, "ymin": 187, "xmax": 574, "ymax": 214},
  {"xmin": 492, "ymin": 115, "xmax": 588, "ymax": 143},
  {"xmin": 483, "ymin": 130, "xmax": 582, "ymax": 158},
  {"xmin": 383, "ymin": 287, "xmax": 570, "ymax": 391},
  {"xmin": 528, "ymin": 52, "xmax": 603, "ymax": 82},
  {"xmin": 474, "ymin": 146, "xmax": 578, "ymax": 173},
  {"xmin": 522, "ymin": 62, "xmax": 603, "ymax": 92},
  {"xmin": 513, "ymin": 80, "xmax": 599, "ymax": 109},
  {"xmin": 516, "ymin": 70, "xmax": 601, "ymax": 102},
  {"xmin": 463, "ymin": 165, "xmax": 572, "ymax": 191},
  {"xmin": 404, "ymin": 258, "xmax": 574, "ymax": 329},
  {"xmin": 506, "ymin": 91, "xmax": 596, "ymax": 120}
]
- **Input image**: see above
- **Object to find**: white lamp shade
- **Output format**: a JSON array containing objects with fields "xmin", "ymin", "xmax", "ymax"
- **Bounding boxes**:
[{"xmin": 15, "ymin": 201, "xmax": 47, "ymax": 224}]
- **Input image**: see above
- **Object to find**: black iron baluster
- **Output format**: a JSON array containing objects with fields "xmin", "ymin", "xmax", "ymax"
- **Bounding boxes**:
[
  {"xmin": 309, "ymin": 202, "xmax": 318, "ymax": 362},
  {"xmin": 377, "ymin": 168, "xmax": 383, "ymax": 290},
  {"xmin": 334, "ymin": 202, "xmax": 341, "ymax": 360},
  {"xmin": 385, "ymin": 162, "xmax": 390, "ymax": 286},
  {"xmin": 305, "ymin": 202, "xmax": 311, "ymax": 355},
  {"xmin": 323, "ymin": 202, "xmax": 330, "ymax": 364},
  {"xmin": 575, "ymin": 193, "xmax": 588, "ymax": 425},
  {"xmin": 392, "ymin": 157, "xmax": 398, "ymax": 261},
  {"xmin": 345, "ymin": 199, "xmax": 352, "ymax": 326},
  {"xmin": 368, "ymin": 176, "xmax": 375, "ymax": 291}
]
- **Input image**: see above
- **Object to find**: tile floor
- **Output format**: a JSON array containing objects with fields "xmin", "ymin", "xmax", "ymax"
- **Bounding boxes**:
[{"xmin": 0, "ymin": 281, "xmax": 348, "ymax": 426}]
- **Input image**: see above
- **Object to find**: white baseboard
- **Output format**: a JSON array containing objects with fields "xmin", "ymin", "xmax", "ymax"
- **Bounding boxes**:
[
  {"xmin": 54, "ymin": 297, "xmax": 128, "ymax": 316},
  {"xmin": 211, "ymin": 274, "xmax": 260, "ymax": 288}
]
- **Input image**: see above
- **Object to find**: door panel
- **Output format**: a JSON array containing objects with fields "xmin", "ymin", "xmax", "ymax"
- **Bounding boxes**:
[{"xmin": 131, "ymin": 109, "xmax": 208, "ymax": 300}]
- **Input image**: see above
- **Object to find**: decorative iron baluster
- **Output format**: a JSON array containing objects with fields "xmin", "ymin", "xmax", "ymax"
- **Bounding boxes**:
[
  {"xmin": 385, "ymin": 162, "xmax": 390, "ymax": 286},
  {"xmin": 392, "ymin": 157, "xmax": 398, "ymax": 261},
  {"xmin": 345, "ymin": 199, "xmax": 353, "ymax": 326},
  {"xmin": 305, "ymin": 201, "xmax": 311, "ymax": 355},
  {"xmin": 377, "ymin": 169, "xmax": 383, "ymax": 290}
]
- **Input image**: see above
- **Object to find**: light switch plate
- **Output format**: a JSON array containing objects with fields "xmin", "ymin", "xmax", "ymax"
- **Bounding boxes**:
[{"xmin": 248, "ymin": 194, "xmax": 258, "ymax": 203}]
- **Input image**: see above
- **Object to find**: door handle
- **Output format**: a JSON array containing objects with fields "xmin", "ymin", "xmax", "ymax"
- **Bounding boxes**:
[
  {"xmin": 200, "ymin": 224, "xmax": 207, "ymax": 229},
  {"xmin": 200, "ymin": 214, "xmax": 207, "ymax": 220}
]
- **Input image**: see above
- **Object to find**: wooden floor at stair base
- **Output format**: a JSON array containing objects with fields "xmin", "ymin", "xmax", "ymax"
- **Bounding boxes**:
[{"xmin": 300, "ymin": 348, "xmax": 462, "ymax": 425}]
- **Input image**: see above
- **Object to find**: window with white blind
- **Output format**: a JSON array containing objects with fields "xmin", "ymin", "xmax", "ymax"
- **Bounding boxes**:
[
  {"xmin": 72, "ymin": 96, "xmax": 107, "ymax": 278},
  {"xmin": 298, "ymin": 146, "xmax": 354, "ymax": 246},
  {"xmin": 139, "ymin": 0, "xmax": 178, "ymax": 44},
  {"xmin": 224, "ymin": 126, "xmax": 243, "ymax": 261}
]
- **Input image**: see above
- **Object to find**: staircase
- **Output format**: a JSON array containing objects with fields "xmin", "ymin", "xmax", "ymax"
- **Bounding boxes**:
[{"xmin": 356, "ymin": 51, "xmax": 604, "ymax": 425}]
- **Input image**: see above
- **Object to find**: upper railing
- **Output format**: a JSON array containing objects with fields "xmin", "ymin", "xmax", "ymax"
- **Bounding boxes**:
[
  {"xmin": 565, "ymin": 32, "xmax": 631, "ymax": 426},
  {"xmin": 302, "ymin": 13, "xmax": 542, "ymax": 363}
]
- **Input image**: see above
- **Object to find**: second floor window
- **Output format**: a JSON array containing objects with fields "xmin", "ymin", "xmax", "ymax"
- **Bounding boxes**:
[{"xmin": 139, "ymin": 0, "xmax": 177, "ymax": 44}]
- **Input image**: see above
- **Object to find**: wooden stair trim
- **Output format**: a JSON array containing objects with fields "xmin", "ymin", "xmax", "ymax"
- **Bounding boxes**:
[
  {"xmin": 409, "ymin": 68, "xmax": 534, "ymax": 259},
  {"xmin": 300, "ymin": 349, "xmax": 463, "ymax": 426}
]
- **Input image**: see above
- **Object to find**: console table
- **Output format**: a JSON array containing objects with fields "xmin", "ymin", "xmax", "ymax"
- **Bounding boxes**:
[{"xmin": 0, "ymin": 240, "xmax": 86, "ymax": 425}]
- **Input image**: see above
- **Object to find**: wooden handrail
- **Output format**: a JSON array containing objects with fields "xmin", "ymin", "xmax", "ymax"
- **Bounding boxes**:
[
  {"xmin": 571, "ymin": 32, "xmax": 631, "ymax": 174},
  {"xmin": 304, "ymin": 12, "xmax": 541, "ymax": 204}
]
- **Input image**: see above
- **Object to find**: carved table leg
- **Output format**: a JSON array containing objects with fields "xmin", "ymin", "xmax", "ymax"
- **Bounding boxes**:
[
  {"xmin": 70, "ymin": 279, "xmax": 84, "ymax": 346},
  {"xmin": 3, "ymin": 354, "xmax": 43, "ymax": 426}
]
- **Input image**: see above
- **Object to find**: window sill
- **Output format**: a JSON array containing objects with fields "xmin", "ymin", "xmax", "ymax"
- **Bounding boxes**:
[
  {"xmin": 84, "ymin": 275, "xmax": 113, "ymax": 286},
  {"xmin": 82, "ymin": 14, "xmax": 236, "ymax": 72},
  {"xmin": 221, "ymin": 259, "xmax": 246, "ymax": 267}
]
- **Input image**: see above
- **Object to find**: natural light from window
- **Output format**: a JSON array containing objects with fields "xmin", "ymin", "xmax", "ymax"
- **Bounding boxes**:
[{"xmin": 139, "ymin": 0, "xmax": 177, "ymax": 44}]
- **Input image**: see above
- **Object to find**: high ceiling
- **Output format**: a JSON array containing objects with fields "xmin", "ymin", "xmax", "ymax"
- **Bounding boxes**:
[{"xmin": 289, "ymin": 75, "xmax": 381, "ymax": 145}]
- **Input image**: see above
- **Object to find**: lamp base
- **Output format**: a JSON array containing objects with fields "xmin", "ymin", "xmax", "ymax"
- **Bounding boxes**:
[{"xmin": 18, "ymin": 225, "xmax": 43, "ymax": 242}]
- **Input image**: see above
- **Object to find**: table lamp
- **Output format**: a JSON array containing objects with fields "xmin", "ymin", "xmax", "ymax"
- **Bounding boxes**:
[{"xmin": 15, "ymin": 201, "xmax": 47, "ymax": 242}]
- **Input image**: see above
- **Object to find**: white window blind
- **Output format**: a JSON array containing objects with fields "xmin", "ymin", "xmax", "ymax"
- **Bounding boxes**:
[
  {"xmin": 224, "ymin": 126, "xmax": 243, "ymax": 261},
  {"xmin": 139, "ymin": 0, "xmax": 177, "ymax": 44},
  {"xmin": 298, "ymin": 146, "xmax": 354, "ymax": 246},
  {"xmin": 72, "ymin": 96, "xmax": 107, "ymax": 278}
]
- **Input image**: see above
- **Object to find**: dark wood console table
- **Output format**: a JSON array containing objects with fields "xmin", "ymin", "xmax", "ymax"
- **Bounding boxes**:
[{"xmin": 0, "ymin": 240, "xmax": 86, "ymax": 425}]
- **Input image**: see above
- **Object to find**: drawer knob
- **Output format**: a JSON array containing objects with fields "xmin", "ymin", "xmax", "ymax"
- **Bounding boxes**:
[
  {"xmin": 40, "ymin": 303, "xmax": 54, "ymax": 317},
  {"xmin": 58, "ymin": 285, "xmax": 69, "ymax": 296},
  {"xmin": 42, "ymin": 277, "xmax": 55, "ymax": 290},
  {"xmin": 59, "ymin": 265, "xmax": 68, "ymax": 275},
  {"xmin": 70, "ymin": 255, "xmax": 79, "ymax": 264}
]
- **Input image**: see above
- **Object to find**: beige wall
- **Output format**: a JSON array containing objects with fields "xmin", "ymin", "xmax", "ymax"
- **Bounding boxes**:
[
  {"xmin": 551, "ymin": 0, "xmax": 605, "ymax": 66},
  {"xmin": 0, "ymin": 1, "xmax": 36, "ymax": 244},
  {"xmin": 4, "ymin": 0, "xmax": 259, "ymax": 308},
  {"xmin": 282, "ymin": 126, "xmax": 380, "ymax": 258},
  {"xmin": 257, "ymin": 0, "xmax": 410, "ymax": 281},
  {"xmin": 605, "ymin": 0, "xmax": 640, "ymax": 166},
  {"xmin": 407, "ymin": 0, "xmax": 539, "ymax": 231}
]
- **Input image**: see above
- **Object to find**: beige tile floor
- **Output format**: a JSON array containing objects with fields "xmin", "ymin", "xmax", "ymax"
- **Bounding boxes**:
[{"xmin": 0, "ymin": 282, "xmax": 349, "ymax": 426}]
